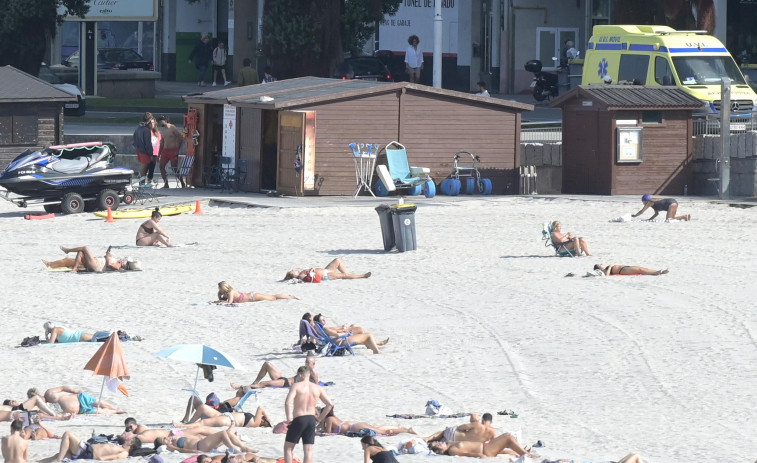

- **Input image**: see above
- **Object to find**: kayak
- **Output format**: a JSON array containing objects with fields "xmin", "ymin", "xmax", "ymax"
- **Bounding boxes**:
[{"xmin": 93, "ymin": 204, "xmax": 195, "ymax": 219}]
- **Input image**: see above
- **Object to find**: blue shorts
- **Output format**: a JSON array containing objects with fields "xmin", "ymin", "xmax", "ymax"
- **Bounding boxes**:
[{"xmin": 77, "ymin": 392, "xmax": 97, "ymax": 414}]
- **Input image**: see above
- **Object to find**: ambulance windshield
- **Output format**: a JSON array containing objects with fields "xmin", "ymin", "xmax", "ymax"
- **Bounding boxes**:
[{"xmin": 672, "ymin": 56, "xmax": 746, "ymax": 85}]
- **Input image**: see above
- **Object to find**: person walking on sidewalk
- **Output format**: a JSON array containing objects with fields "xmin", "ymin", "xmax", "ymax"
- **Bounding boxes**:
[
  {"xmin": 212, "ymin": 41, "xmax": 230, "ymax": 86},
  {"xmin": 188, "ymin": 34, "xmax": 213, "ymax": 86}
]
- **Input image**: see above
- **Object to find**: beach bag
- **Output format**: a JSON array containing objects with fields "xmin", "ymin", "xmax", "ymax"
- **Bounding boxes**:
[
  {"xmin": 425, "ymin": 399, "xmax": 450, "ymax": 415},
  {"xmin": 20, "ymin": 336, "xmax": 41, "ymax": 347},
  {"xmin": 346, "ymin": 428, "xmax": 376, "ymax": 438}
]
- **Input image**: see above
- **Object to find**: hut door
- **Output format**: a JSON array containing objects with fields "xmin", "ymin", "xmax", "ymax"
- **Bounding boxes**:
[{"xmin": 277, "ymin": 111, "xmax": 305, "ymax": 195}]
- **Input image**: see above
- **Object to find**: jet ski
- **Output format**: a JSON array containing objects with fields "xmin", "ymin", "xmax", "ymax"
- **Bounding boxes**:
[{"xmin": 0, "ymin": 141, "xmax": 134, "ymax": 213}]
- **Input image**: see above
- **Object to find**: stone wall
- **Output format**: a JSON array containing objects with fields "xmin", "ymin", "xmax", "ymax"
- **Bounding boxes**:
[{"xmin": 520, "ymin": 142, "xmax": 562, "ymax": 194}]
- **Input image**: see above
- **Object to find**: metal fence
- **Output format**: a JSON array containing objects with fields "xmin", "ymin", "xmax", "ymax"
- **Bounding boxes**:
[
  {"xmin": 693, "ymin": 115, "xmax": 757, "ymax": 136},
  {"xmin": 521, "ymin": 122, "xmax": 562, "ymax": 143}
]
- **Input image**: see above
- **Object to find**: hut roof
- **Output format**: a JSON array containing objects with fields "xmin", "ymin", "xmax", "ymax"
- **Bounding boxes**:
[
  {"xmin": 0, "ymin": 66, "xmax": 77, "ymax": 103},
  {"xmin": 550, "ymin": 85, "xmax": 704, "ymax": 110},
  {"xmin": 183, "ymin": 76, "xmax": 533, "ymax": 111}
]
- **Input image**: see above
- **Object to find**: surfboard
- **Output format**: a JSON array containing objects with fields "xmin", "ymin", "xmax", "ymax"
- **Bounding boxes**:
[{"xmin": 93, "ymin": 204, "xmax": 195, "ymax": 219}]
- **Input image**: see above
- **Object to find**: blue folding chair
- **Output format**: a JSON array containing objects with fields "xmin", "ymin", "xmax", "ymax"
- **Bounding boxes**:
[
  {"xmin": 315, "ymin": 323, "xmax": 355, "ymax": 357},
  {"xmin": 233, "ymin": 389, "xmax": 258, "ymax": 411},
  {"xmin": 374, "ymin": 141, "xmax": 436, "ymax": 198}
]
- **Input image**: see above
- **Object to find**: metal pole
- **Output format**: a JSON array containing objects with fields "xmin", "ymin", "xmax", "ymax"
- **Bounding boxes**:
[
  {"xmin": 96, "ymin": 377, "xmax": 106, "ymax": 413},
  {"xmin": 188, "ymin": 365, "xmax": 200, "ymax": 418},
  {"xmin": 719, "ymin": 78, "xmax": 731, "ymax": 199},
  {"xmin": 433, "ymin": 1, "xmax": 442, "ymax": 88}
]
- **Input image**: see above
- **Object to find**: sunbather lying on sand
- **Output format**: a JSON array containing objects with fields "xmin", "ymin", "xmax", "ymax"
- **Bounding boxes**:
[
  {"xmin": 39, "ymin": 431, "xmax": 139, "ymax": 462},
  {"xmin": 42, "ymin": 321, "xmax": 97, "ymax": 343},
  {"xmin": 594, "ymin": 264, "xmax": 669, "ymax": 276},
  {"xmin": 230, "ymin": 355, "xmax": 319, "ymax": 390},
  {"xmin": 318, "ymin": 407, "xmax": 416, "ymax": 436},
  {"xmin": 43, "ymin": 246, "xmax": 130, "ymax": 273},
  {"xmin": 156, "ymin": 427, "xmax": 256, "ymax": 454},
  {"xmin": 23, "ymin": 422, "xmax": 58, "ymax": 440},
  {"xmin": 42, "ymin": 386, "xmax": 125, "ymax": 415},
  {"xmin": 314, "ymin": 314, "xmax": 388, "ymax": 354},
  {"xmin": 122, "ymin": 417, "xmax": 215, "ymax": 443},
  {"xmin": 428, "ymin": 431, "xmax": 538, "ymax": 458},
  {"xmin": 215, "ymin": 281, "xmax": 297, "ymax": 303},
  {"xmin": 194, "ymin": 451, "xmax": 282, "ymax": 463},
  {"xmin": 425, "ymin": 413, "xmax": 496, "ymax": 443},
  {"xmin": 283, "ymin": 258, "xmax": 371, "ymax": 282},
  {"xmin": 175, "ymin": 405, "xmax": 272, "ymax": 429},
  {"xmin": 1, "ymin": 389, "xmax": 73, "ymax": 421}
]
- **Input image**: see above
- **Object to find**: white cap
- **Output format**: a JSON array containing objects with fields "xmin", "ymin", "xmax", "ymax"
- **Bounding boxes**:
[{"xmin": 43, "ymin": 321, "xmax": 54, "ymax": 331}]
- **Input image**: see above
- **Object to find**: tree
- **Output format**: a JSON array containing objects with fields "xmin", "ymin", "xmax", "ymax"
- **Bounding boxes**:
[
  {"xmin": 262, "ymin": 0, "xmax": 401, "ymax": 79},
  {"xmin": 0, "ymin": 0, "xmax": 89, "ymax": 77}
]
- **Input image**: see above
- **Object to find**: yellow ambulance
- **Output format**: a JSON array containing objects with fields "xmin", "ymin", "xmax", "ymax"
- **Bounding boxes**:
[{"xmin": 582, "ymin": 25, "xmax": 757, "ymax": 115}]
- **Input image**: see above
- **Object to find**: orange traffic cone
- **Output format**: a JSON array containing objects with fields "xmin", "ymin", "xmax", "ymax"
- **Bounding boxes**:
[
  {"xmin": 193, "ymin": 200, "xmax": 203, "ymax": 215},
  {"xmin": 105, "ymin": 207, "xmax": 115, "ymax": 223}
]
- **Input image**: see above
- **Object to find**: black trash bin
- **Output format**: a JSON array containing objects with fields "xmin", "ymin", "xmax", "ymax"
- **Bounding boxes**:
[
  {"xmin": 375, "ymin": 204, "xmax": 396, "ymax": 251},
  {"xmin": 391, "ymin": 203, "xmax": 417, "ymax": 252}
]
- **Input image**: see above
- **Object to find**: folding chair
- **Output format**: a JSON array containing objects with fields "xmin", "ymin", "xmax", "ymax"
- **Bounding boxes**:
[
  {"xmin": 173, "ymin": 155, "xmax": 194, "ymax": 188},
  {"xmin": 296, "ymin": 319, "xmax": 323, "ymax": 354},
  {"xmin": 233, "ymin": 389, "xmax": 259, "ymax": 412},
  {"xmin": 315, "ymin": 323, "xmax": 355, "ymax": 357},
  {"xmin": 232, "ymin": 159, "xmax": 248, "ymax": 191},
  {"xmin": 130, "ymin": 176, "xmax": 159, "ymax": 205},
  {"xmin": 219, "ymin": 156, "xmax": 236, "ymax": 193},
  {"xmin": 541, "ymin": 222, "xmax": 575, "ymax": 257},
  {"xmin": 374, "ymin": 141, "xmax": 436, "ymax": 198}
]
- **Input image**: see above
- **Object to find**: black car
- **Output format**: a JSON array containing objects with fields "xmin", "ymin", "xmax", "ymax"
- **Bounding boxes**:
[
  {"xmin": 63, "ymin": 48, "xmax": 154, "ymax": 71},
  {"xmin": 333, "ymin": 56, "xmax": 392, "ymax": 82}
]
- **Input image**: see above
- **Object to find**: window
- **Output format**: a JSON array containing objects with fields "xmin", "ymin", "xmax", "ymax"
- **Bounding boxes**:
[
  {"xmin": 642, "ymin": 111, "xmax": 662, "ymax": 124},
  {"xmin": 655, "ymin": 57, "xmax": 675, "ymax": 85},
  {"xmin": 592, "ymin": 0, "xmax": 611, "ymax": 27},
  {"xmin": 535, "ymin": 27, "xmax": 579, "ymax": 70},
  {"xmin": 618, "ymin": 55, "xmax": 649, "ymax": 84},
  {"xmin": 0, "ymin": 114, "xmax": 38, "ymax": 146}
]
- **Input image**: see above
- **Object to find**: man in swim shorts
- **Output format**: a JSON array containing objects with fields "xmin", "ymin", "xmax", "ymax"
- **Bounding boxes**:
[
  {"xmin": 425, "ymin": 413, "xmax": 497, "ymax": 443},
  {"xmin": 40, "ymin": 431, "xmax": 137, "ymax": 461},
  {"xmin": 157, "ymin": 115, "xmax": 186, "ymax": 189},
  {"xmin": 283, "ymin": 366, "xmax": 334, "ymax": 463},
  {"xmin": 42, "ymin": 386, "xmax": 125, "ymax": 415},
  {"xmin": 1, "ymin": 419, "xmax": 28, "ymax": 463}
]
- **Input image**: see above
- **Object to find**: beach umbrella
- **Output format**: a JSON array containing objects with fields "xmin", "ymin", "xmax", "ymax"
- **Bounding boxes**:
[
  {"xmin": 83, "ymin": 332, "xmax": 130, "ymax": 411},
  {"xmin": 154, "ymin": 344, "xmax": 244, "ymax": 414}
]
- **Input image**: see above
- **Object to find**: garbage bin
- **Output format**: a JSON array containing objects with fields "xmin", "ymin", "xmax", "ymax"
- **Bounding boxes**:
[
  {"xmin": 391, "ymin": 203, "xmax": 417, "ymax": 252},
  {"xmin": 375, "ymin": 204, "xmax": 396, "ymax": 251}
]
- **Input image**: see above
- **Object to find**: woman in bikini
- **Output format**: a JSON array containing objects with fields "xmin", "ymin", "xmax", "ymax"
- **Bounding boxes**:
[
  {"xmin": 136, "ymin": 209, "xmax": 171, "ymax": 246},
  {"xmin": 550, "ymin": 221, "xmax": 592, "ymax": 256},
  {"xmin": 174, "ymin": 405, "xmax": 272, "ymax": 429},
  {"xmin": 361, "ymin": 436, "xmax": 400, "ymax": 463},
  {"xmin": 428, "ymin": 431, "xmax": 537, "ymax": 458},
  {"xmin": 633, "ymin": 194, "xmax": 691, "ymax": 221},
  {"xmin": 313, "ymin": 314, "xmax": 388, "ymax": 354},
  {"xmin": 43, "ymin": 245, "xmax": 128, "ymax": 273},
  {"xmin": 594, "ymin": 264, "xmax": 669, "ymax": 276},
  {"xmin": 215, "ymin": 281, "xmax": 297, "ymax": 303},
  {"xmin": 319, "ymin": 408, "xmax": 415, "ymax": 436},
  {"xmin": 283, "ymin": 258, "xmax": 371, "ymax": 282},
  {"xmin": 157, "ymin": 429, "xmax": 256, "ymax": 454}
]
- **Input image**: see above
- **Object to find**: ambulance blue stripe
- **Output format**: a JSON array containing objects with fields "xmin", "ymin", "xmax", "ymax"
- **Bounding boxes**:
[
  {"xmin": 668, "ymin": 47, "xmax": 728, "ymax": 53},
  {"xmin": 595, "ymin": 43, "xmax": 624, "ymax": 50}
]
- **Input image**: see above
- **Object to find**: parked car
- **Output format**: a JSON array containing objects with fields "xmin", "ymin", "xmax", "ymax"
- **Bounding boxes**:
[
  {"xmin": 38, "ymin": 63, "xmax": 86, "ymax": 116},
  {"xmin": 333, "ymin": 56, "xmax": 392, "ymax": 82},
  {"xmin": 63, "ymin": 48, "xmax": 154, "ymax": 71}
]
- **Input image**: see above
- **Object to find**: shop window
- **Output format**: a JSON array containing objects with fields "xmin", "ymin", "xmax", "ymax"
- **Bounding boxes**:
[
  {"xmin": 642, "ymin": 111, "xmax": 662, "ymax": 124},
  {"xmin": 619, "ymin": 55, "xmax": 648, "ymax": 84}
]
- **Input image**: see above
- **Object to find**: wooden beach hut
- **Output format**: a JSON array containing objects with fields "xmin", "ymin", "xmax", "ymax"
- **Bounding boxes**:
[
  {"xmin": 550, "ymin": 85, "xmax": 703, "ymax": 195},
  {"xmin": 0, "ymin": 66, "xmax": 77, "ymax": 168},
  {"xmin": 183, "ymin": 77, "xmax": 532, "ymax": 195}
]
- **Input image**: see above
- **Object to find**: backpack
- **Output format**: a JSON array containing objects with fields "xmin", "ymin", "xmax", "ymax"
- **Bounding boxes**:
[{"xmin": 20, "ymin": 336, "xmax": 41, "ymax": 347}]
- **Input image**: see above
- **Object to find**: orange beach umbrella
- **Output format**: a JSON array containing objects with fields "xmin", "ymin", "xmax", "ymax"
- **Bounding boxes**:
[{"xmin": 84, "ymin": 332, "xmax": 130, "ymax": 406}]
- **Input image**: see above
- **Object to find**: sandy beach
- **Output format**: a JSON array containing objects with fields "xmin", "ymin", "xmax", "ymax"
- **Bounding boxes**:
[{"xmin": 1, "ymin": 194, "xmax": 755, "ymax": 462}]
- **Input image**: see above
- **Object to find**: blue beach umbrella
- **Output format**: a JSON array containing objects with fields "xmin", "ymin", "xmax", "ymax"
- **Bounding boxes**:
[{"xmin": 154, "ymin": 344, "xmax": 245, "ymax": 410}]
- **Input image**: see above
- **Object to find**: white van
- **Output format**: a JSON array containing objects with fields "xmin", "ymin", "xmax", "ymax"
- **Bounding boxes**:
[{"xmin": 582, "ymin": 25, "xmax": 757, "ymax": 115}]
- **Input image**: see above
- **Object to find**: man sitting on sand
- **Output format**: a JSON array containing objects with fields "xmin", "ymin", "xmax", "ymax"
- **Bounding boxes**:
[
  {"xmin": 425, "ymin": 413, "xmax": 496, "ymax": 443},
  {"xmin": 1, "ymin": 420, "xmax": 28, "ymax": 463},
  {"xmin": 43, "ymin": 386, "xmax": 125, "ymax": 415},
  {"xmin": 122, "ymin": 417, "xmax": 215, "ymax": 443},
  {"xmin": 39, "ymin": 431, "xmax": 139, "ymax": 462},
  {"xmin": 231, "ymin": 354, "xmax": 320, "ymax": 390}
]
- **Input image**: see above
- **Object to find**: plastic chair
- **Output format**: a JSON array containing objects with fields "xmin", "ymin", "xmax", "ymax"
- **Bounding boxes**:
[
  {"xmin": 232, "ymin": 159, "xmax": 247, "ymax": 191},
  {"xmin": 219, "ymin": 157, "xmax": 236, "ymax": 193},
  {"xmin": 315, "ymin": 323, "xmax": 355, "ymax": 357},
  {"xmin": 542, "ymin": 222, "xmax": 574, "ymax": 257},
  {"xmin": 172, "ymin": 155, "xmax": 194, "ymax": 188},
  {"xmin": 374, "ymin": 141, "xmax": 436, "ymax": 198}
]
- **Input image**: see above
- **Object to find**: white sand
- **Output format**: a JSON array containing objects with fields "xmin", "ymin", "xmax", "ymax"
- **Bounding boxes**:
[{"xmin": 1, "ymin": 196, "xmax": 755, "ymax": 463}]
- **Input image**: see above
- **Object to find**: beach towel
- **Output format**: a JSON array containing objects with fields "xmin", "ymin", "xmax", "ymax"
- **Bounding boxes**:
[
  {"xmin": 111, "ymin": 242, "xmax": 199, "ymax": 249},
  {"xmin": 385, "ymin": 413, "xmax": 470, "ymax": 419}
]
